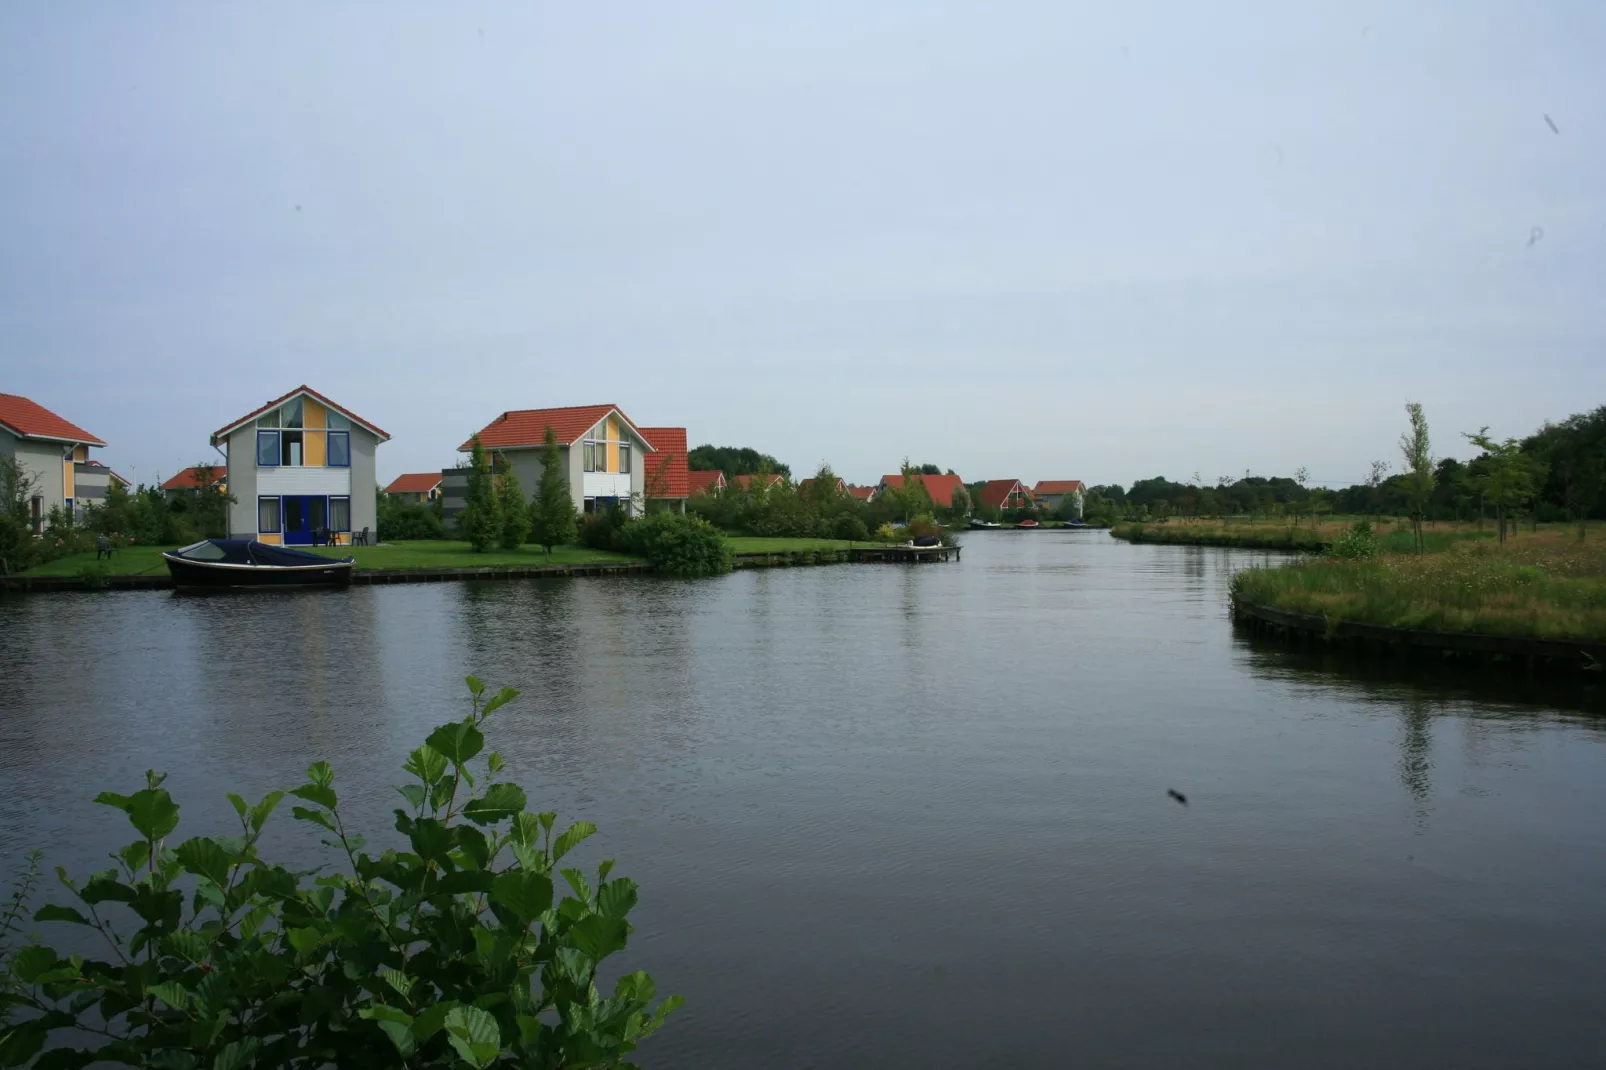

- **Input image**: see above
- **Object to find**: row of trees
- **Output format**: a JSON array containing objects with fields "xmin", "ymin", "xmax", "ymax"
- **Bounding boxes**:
[{"xmin": 457, "ymin": 431, "xmax": 578, "ymax": 554}]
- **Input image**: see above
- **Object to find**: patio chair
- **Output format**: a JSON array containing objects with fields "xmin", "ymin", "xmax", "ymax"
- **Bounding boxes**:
[{"xmin": 354, "ymin": 527, "xmax": 370, "ymax": 546}]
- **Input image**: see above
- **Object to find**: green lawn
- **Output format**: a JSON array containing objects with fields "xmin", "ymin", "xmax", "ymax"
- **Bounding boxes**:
[
  {"xmin": 726, "ymin": 537, "xmax": 855, "ymax": 554},
  {"xmin": 23, "ymin": 540, "xmax": 639, "ymax": 577}
]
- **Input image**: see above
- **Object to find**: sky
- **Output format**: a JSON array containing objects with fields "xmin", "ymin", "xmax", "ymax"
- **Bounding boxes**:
[{"xmin": 2, "ymin": 2, "xmax": 1604, "ymax": 491}]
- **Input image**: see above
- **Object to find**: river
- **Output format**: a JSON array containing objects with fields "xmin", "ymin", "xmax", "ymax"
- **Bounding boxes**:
[{"xmin": 2, "ymin": 533, "xmax": 1604, "ymax": 1068}]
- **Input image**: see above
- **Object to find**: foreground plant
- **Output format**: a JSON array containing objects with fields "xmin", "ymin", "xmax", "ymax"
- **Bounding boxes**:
[{"xmin": 0, "ymin": 678, "xmax": 678, "ymax": 1068}]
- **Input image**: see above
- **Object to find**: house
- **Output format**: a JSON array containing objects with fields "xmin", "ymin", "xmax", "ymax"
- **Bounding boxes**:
[
  {"xmin": 639, "ymin": 427, "xmax": 689, "ymax": 513},
  {"xmin": 689, "ymin": 470, "xmax": 726, "ymax": 496},
  {"xmin": 210, "ymin": 385, "xmax": 389, "ymax": 546},
  {"xmin": 876, "ymin": 472, "xmax": 966, "ymax": 510},
  {"xmin": 1032, "ymin": 480, "xmax": 1086, "ymax": 516},
  {"xmin": 847, "ymin": 485, "xmax": 876, "ymax": 503},
  {"xmin": 0, "ymin": 392, "xmax": 111, "ymax": 530},
  {"xmin": 977, "ymin": 479, "xmax": 1033, "ymax": 512},
  {"xmin": 445, "ymin": 404, "xmax": 656, "ymax": 525},
  {"xmin": 385, "ymin": 473, "xmax": 442, "ymax": 503},
  {"xmin": 730, "ymin": 473, "xmax": 786, "ymax": 494},
  {"xmin": 797, "ymin": 476, "xmax": 847, "ymax": 496},
  {"xmin": 161, "ymin": 465, "xmax": 228, "ymax": 502}
]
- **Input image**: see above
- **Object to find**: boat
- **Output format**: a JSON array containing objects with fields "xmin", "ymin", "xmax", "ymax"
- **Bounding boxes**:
[
  {"xmin": 969, "ymin": 519, "xmax": 1002, "ymax": 529},
  {"xmin": 162, "ymin": 539, "xmax": 355, "ymax": 590},
  {"xmin": 1015, "ymin": 519, "xmax": 1041, "ymax": 529},
  {"xmin": 909, "ymin": 534, "xmax": 942, "ymax": 547}
]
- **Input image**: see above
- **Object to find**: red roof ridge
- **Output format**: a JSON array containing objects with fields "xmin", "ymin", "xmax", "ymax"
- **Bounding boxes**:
[
  {"xmin": 0, "ymin": 393, "xmax": 105, "ymax": 446},
  {"xmin": 385, "ymin": 472, "xmax": 443, "ymax": 494},
  {"xmin": 459, "ymin": 404, "xmax": 654, "ymax": 452},
  {"xmin": 160, "ymin": 465, "xmax": 229, "ymax": 490}
]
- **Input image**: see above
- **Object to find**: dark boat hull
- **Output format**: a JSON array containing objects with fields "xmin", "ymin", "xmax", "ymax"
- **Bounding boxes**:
[{"xmin": 162, "ymin": 555, "xmax": 355, "ymax": 590}]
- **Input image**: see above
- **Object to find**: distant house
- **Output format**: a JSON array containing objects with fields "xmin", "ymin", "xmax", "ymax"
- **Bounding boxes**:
[
  {"xmin": 0, "ymin": 392, "xmax": 112, "ymax": 529},
  {"xmin": 847, "ymin": 485, "xmax": 876, "ymax": 503},
  {"xmin": 446, "ymin": 404, "xmax": 656, "ymax": 524},
  {"xmin": 161, "ymin": 465, "xmax": 229, "ymax": 502},
  {"xmin": 689, "ymin": 470, "xmax": 726, "ymax": 496},
  {"xmin": 876, "ymin": 473, "xmax": 966, "ymax": 510},
  {"xmin": 797, "ymin": 476, "xmax": 847, "ymax": 496},
  {"xmin": 385, "ymin": 473, "xmax": 442, "ymax": 503},
  {"xmin": 1032, "ymin": 480, "xmax": 1085, "ymax": 516},
  {"xmin": 731, "ymin": 473, "xmax": 786, "ymax": 494},
  {"xmin": 211, "ymin": 385, "xmax": 390, "ymax": 546},
  {"xmin": 978, "ymin": 479, "xmax": 1033, "ymax": 512},
  {"xmin": 640, "ymin": 427, "xmax": 689, "ymax": 513}
]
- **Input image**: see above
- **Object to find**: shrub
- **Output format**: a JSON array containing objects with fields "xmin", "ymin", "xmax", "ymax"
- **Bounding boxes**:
[
  {"xmin": 907, "ymin": 514, "xmax": 941, "ymax": 540},
  {"xmin": 834, "ymin": 515, "xmax": 869, "ymax": 542},
  {"xmin": 620, "ymin": 513, "xmax": 733, "ymax": 577},
  {"xmin": 77, "ymin": 561, "xmax": 112, "ymax": 590},
  {"xmin": 578, "ymin": 506, "xmax": 629, "ymax": 553},
  {"xmin": 0, "ymin": 678, "xmax": 679, "ymax": 1067},
  {"xmin": 1330, "ymin": 521, "xmax": 1381, "ymax": 560},
  {"xmin": 379, "ymin": 500, "xmax": 447, "ymax": 542}
]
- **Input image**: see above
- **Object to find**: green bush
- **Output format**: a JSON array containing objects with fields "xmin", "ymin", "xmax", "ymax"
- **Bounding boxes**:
[
  {"xmin": 1329, "ymin": 521, "xmax": 1381, "ymax": 560},
  {"xmin": 578, "ymin": 506, "xmax": 629, "ymax": 553},
  {"xmin": 0, "ymin": 679, "xmax": 679, "ymax": 1067},
  {"xmin": 379, "ymin": 499, "xmax": 447, "ymax": 542},
  {"xmin": 833, "ymin": 515, "xmax": 869, "ymax": 541},
  {"xmin": 620, "ymin": 513, "xmax": 733, "ymax": 577},
  {"xmin": 77, "ymin": 561, "xmax": 112, "ymax": 590}
]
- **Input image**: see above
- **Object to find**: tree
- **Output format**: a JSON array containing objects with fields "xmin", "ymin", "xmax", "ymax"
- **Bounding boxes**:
[
  {"xmin": 90, "ymin": 477, "xmax": 132, "ymax": 536},
  {"xmin": 496, "ymin": 454, "xmax": 531, "ymax": 550},
  {"xmin": 0, "ymin": 455, "xmax": 41, "ymax": 573},
  {"xmin": 1399, "ymin": 403, "xmax": 1435, "ymax": 553},
  {"xmin": 1365, "ymin": 460, "xmax": 1390, "ymax": 525},
  {"xmin": 948, "ymin": 482, "xmax": 973, "ymax": 520},
  {"xmin": 802, "ymin": 463, "xmax": 844, "ymax": 510},
  {"xmin": 190, "ymin": 462, "xmax": 236, "ymax": 539},
  {"xmin": 685, "ymin": 444, "xmax": 790, "ymax": 479},
  {"xmin": 460, "ymin": 436, "xmax": 500, "ymax": 552},
  {"xmin": 529, "ymin": 426, "xmax": 578, "ymax": 556},
  {"xmin": 1463, "ymin": 428, "xmax": 1546, "ymax": 543}
]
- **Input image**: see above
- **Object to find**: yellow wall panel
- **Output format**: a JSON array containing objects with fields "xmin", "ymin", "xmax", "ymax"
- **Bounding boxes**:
[
  {"xmin": 302, "ymin": 398, "xmax": 326, "ymax": 429},
  {"xmin": 63, "ymin": 460, "xmax": 74, "ymax": 498},
  {"xmin": 606, "ymin": 417, "xmax": 618, "ymax": 473},
  {"xmin": 304, "ymin": 430, "xmax": 327, "ymax": 466},
  {"xmin": 256, "ymin": 533, "xmax": 283, "ymax": 545}
]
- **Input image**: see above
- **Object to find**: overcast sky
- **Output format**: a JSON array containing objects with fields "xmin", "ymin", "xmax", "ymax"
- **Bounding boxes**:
[{"xmin": 3, "ymin": 2, "xmax": 1603, "ymax": 489}]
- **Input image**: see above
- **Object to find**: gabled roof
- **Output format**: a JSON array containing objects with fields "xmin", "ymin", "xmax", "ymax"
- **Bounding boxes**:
[
  {"xmin": 212, "ymin": 385, "xmax": 390, "ymax": 444},
  {"xmin": 460, "ymin": 404, "xmax": 653, "ymax": 452},
  {"xmin": 0, "ymin": 393, "xmax": 105, "ymax": 446},
  {"xmin": 161, "ymin": 465, "xmax": 229, "ymax": 490},
  {"xmin": 878, "ymin": 473, "xmax": 965, "ymax": 508},
  {"xmin": 385, "ymin": 472, "xmax": 443, "ymax": 495},
  {"xmin": 1032, "ymin": 480, "xmax": 1085, "ymax": 496},
  {"xmin": 978, "ymin": 479, "xmax": 1031, "ymax": 510},
  {"xmin": 689, "ymin": 470, "xmax": 726, "ymax": 495},
  {"xmin": 797, "ymin": 476, "xmax": 846, "ymax": 494},
  {"xmin": 731, "ymin": 473, "xmax": 786, "ymax": 491},
  {"xmin": 847, "ymin": 485, "xmax": 875, "ymax": 501},
  {"xmin": 640, "ymin": 427, "xmax": 689, "ymax": 498}
]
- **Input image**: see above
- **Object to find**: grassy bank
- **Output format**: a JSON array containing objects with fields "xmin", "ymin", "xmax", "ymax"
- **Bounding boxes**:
[
  {"xmin": 1232, "ymin": 529, "xmax": 1606, "ymax": 642},
  {"xmin": 22, "ymin": 541, "xmax": 639, "ymax": 577},
  {"xmin": 726, "ymin": 537, "xmax": 854, "ymax": 553},
  {"xmin": 1111, "ymin": 518, "xmax": 1494, "ymax": 553}
]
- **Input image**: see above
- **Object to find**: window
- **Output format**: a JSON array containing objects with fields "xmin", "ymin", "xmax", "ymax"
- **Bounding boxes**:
[
  {"xmin": 583, "ymin": 442, "xmax": 595, "ymax": 472},
  {"xmin": 327, "ymin": 431, "xmax": 350, "ymax": 467},
  {"xmin": 282, "ymin": 397, "xmax": 303, "ymax": 428},
  {"xmin": 619, "ymin": 443, "xmax": 631, "ymax": 474},
  {"xmin": 329, "ymin": 496, "xmax": 350, "ymax": 532},
  {"xmin": 326, "ymin": 411, "xmax": 350, "ymax": 431},
  {"xmin": 258, "ymin": 496, "xmax": 281, "ymax": 533},
  {"xmin": 256, "ymin": 411, "xmax": 279, "ymax": 429},
  {"xmin": 257, "ymin": 430, "xmax": 280, "ymax": 466},
  {"xmin": 281, "ymin": 431, "xmax": 303, "ymax": 466}
]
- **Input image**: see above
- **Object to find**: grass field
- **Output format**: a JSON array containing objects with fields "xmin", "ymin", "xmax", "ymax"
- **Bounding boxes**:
[
  {"xmin": 1111, "ymin": 516, "xmax": 1499, "ymax": 553},
  {"xmin": 22, "ymin": 540, "xmax": 639, "ymax": 577},
  {"xmin": 1232, "ymin": 528, "xmax": 1606, "ymax": 641},
  {"xmin": 725, "ymin": 537, "xmax": 855, "ymax": 553}
]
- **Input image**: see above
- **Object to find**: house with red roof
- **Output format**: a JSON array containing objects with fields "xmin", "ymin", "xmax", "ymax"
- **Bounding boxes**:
[
  {"xmin": 847, "ymin": 485, "xmax": 876, "ymax": 503},
  {"xmin": 1031, "ymin": 480, "xmax": 1085, "ymax": 517},
  {"xmin": 689, "ymin": 470, "xmax": 726, "ymax": 496},
  {"xmin": 977, "ymin": 479, "xmax": 1033, "ymax": 512},
  {"xmin": 384, "ymin": 473, "xmax": 442, "ymax": 504},
  {"xmin": 876, "ymin": 472, "xmax": 966, "ymax": 511},
  {"xmin": 210, "ymin": 386, "xmax": 389, "ymax": 545},
  {"xmin": 0, "ymin": 393, "xmax": 113, "ymax": 530},
  {"xmin": 447, "ymin": 404, "xmax": 657, "ymax": 524},
  {"xmin": 730, "ymin": 473, "xmax": 787, "ymax": 494},
  {"xmin": 161, "ymin": 465, "xmax": 229, "ymax": 502},
  {"xmin": 639, "ymin": 427, "xmax": 689, "ymax": 513},
  {"xmin": 797, "ymin": 476, "xmax": 847, "ymax": 497}
]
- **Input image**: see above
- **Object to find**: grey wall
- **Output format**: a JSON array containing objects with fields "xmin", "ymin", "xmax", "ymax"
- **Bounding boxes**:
[
  {"xmin": 439, "ymin": 469, "xmax": 468, "ymax": 531},
  {"xmin": 6, "ymin": 436, "xmax": 66, "ymax": 512},
  {"xmin": 224, "ymin": 428, "xmax": 256, "ymax": 538},
  {"xmin": 350, "ymin": 428, "xmax": 379, "ymax": 537}
]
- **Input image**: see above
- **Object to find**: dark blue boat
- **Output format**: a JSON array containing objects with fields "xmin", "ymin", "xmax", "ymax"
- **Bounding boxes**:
[{"xmin": 161, "ymin": 539, "xmax": 355, "ymax": 590}]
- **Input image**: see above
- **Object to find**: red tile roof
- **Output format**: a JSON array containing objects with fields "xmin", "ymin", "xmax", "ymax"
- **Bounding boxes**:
[
  {"xmin": 460, "ymin": 404, "xmax": 651, "ymax": 452},
  {"xmin": 689, "ymin": 470, "xmax": 726, "ymax": 495},
  {"xmin": 212, "ymin": 385, "xmax": 390, "ymax": 443},
  {"xmin": 731, "ymin": 473, "xmax": 786, "ymax": 491},
  {"xmin": 847, "ymin": 485, "xmax": 875, "ymax": 501},
  {"xmin": 161, "ymin": 465, "xmax": 228, "ymax": 490},
  {"xmin": 1032, "ymin": 480, "xmax": 1085, "ymax": 496},
  {"xmin": 0, "ymin": 393, "xmax": 105, "ymax": 445},
  {"xmin": 978, "ymin": 479, "xmax": 1031, "ymax": 510},
  {"xmin": 797, "ymin": 476, "xmax": 846, "ymax": 494},
  {"xmin": 878, "ymin": 473, "xmax": 965, "ymax": 508},
  {"xmin": 639, "ymin": 427, "xmax": 689, "ymax": 498},
  {"xmin": 385, "ymin": 472, "xmax": 442, "ymax": 495}
]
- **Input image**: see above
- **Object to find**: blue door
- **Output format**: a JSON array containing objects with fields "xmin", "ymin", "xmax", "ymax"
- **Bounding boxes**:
[{"xmin": 282, "ymin": 496, "xmax": 326, "ymax": 545}]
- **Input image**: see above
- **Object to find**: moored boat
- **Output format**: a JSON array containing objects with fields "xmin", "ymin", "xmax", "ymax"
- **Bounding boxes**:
[
  {"xmin": 969, "ymin": 519, "xmax": 1002, "ymax": 529},
  {"xmin": 1015, "ymin": 519, "xmax": 1041, "ymax": 529},
  {"xmin": 162, "ymin": 539, "xmax": 355, "ymax": 590}
]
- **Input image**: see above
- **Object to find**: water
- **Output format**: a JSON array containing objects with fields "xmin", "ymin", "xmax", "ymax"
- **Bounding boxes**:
[{"xmin": 3, "ymin": 533, "xmax": 1604, "ymax": 1068}]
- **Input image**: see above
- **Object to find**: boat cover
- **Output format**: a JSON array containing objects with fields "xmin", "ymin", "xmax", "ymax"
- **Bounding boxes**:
[{"xmin": 167, "ymin": 539, "xmax": 352, "ymax": 567}]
